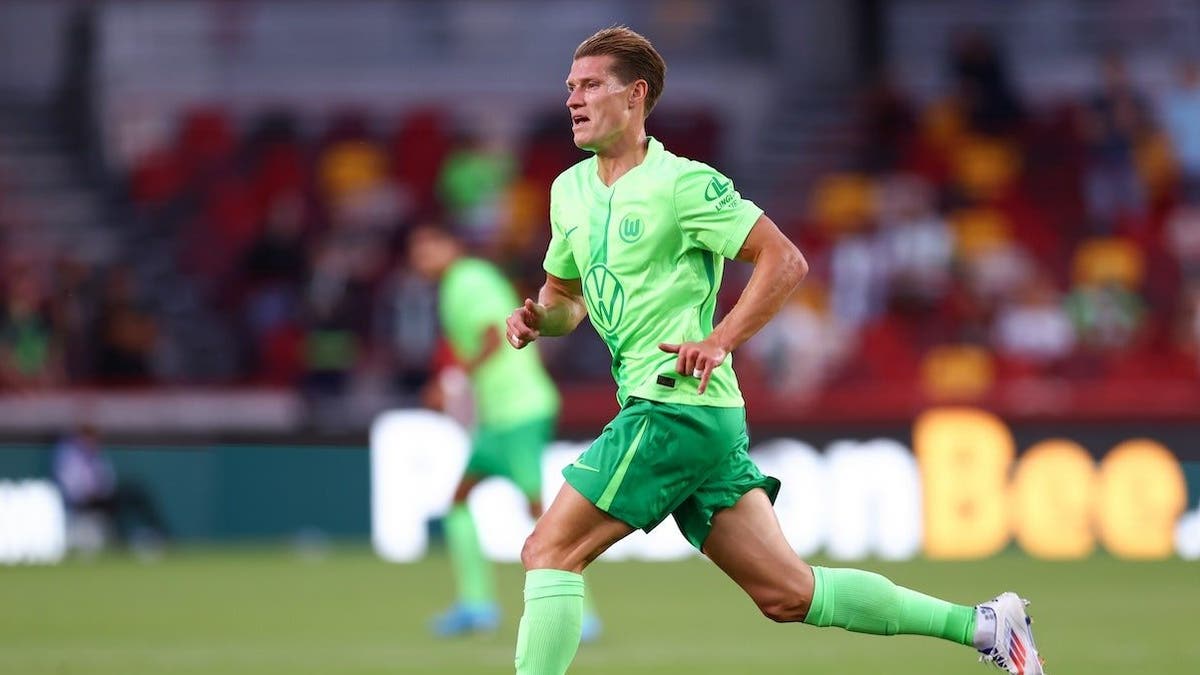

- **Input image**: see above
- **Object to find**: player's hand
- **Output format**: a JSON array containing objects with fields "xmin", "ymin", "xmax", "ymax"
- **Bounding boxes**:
[
  {"xmin": 658, "ymin": 339, "xmax": 728, "ymax": 394},
  {"xmin": 506, "ymin": 299, "xmax": 547, "ymax": 349}
]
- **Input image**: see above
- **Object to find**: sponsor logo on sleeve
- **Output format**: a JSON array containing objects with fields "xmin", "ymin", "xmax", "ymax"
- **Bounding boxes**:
[{"xmin": 703, "ymin": 175, "xmax": 738, "ymax": 211}]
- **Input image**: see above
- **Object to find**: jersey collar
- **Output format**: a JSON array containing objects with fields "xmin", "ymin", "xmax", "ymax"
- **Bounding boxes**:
[{"xmin": 589, "ymin": 136, "xmax": 663, "ymax": 196}]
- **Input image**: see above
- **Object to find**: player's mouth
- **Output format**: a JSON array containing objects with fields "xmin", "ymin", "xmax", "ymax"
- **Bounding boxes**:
[{"xmin": 572, "ymin": 114, "xmax": 590, "ymax": 129}]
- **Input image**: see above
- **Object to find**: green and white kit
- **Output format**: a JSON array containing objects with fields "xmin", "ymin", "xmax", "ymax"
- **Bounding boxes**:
[{"xmin": 545, "ymin": 138, "xmax": 777, "ymax": 548}]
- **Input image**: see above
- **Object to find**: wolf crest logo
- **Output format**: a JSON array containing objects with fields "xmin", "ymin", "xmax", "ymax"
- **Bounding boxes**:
[{"xmin": 618, "ymin": 215, "xmax": 643, "ymax": 243}]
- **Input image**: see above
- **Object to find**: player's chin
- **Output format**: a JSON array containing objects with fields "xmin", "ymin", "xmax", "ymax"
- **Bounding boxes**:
[{"xmin": 572, "ymin": 130, "xmax": 594, "ymax": 149}]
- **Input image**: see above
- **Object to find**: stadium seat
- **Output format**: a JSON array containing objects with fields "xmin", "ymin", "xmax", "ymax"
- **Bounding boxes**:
[
  {"xmin": 919, "ymin": 344, "xmax": 996, "ymax": 400},
  {"xmin": 1072, "ymin": 237, "xmax": 1145, "ymax": 289},
  {"xmin": 809, "ymin": 173, "xmax": 874, "ymax": 233},
  {"xmin": 950, "ymin": 207, "xmax": 1012, "ymax": 259},
  {"xmin": 319, "ymin": 140, "xmax": 387, "ymax": 202},
  {"xmin": 952, "ymin": 136, "xmax": 1021, "ymax": 201}
]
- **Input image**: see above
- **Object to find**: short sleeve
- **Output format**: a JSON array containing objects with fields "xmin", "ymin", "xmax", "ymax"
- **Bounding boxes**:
[
  {"xmin": 542, "ymin": 191, "xmax": 581, "ymax": 279},
  {"xmin": 674, "ymin": 162, "xmax": 764, "ymax": 259}
]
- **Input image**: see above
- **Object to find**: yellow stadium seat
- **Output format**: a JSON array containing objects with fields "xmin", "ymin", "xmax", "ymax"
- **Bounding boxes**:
[
  {"xmin": 920, "ymin": 344, "xmax": 996, "ymax": 400},
  {"xmin": 319, "ymin": 141, "xmax": 386, "ymax": 200},
  {"xmin": 950, "ymin": 208, "xmax": 1012, "ymax": 259},
  {"xmin": 1072, "ymin": 237, "xmax": 1145, "ymax": 289},
  {"xmin": 952, "ymin": 136, "xmax": 1021, "ymax": 200},
  {"xmin": 809, "ymin": 173, "xmax": 874, "ymax": 233}
]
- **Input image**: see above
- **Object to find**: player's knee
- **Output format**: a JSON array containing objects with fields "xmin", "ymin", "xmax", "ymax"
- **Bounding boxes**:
[{"xmin": 520, "ymin": 530, "xmax": 566, "ymax": 571}]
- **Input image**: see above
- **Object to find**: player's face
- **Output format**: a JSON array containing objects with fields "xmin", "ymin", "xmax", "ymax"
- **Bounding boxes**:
[
  {"xmin": 566, "ymin": 55, "xmax": 636, "ymax": 152},
  {"xmin": 407, "ymin": 230, "xmax": 451, "ymax": 280}
]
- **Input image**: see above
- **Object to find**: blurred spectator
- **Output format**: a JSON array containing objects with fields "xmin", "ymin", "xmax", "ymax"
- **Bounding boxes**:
[
  {"xmin": 858, "ymin": 76, "xmax": 918, "ymax": 173},
  {"xmin": 1166, "ymin": 203, "xmax": 1200, "ymax": 281},
  {"xmin": 874, "ymin": 175, "xmax": 953, "ymax": 313},
  {"xmin": 992, "ymin": 273, "xmax": 1075, "ymax": 367},
  {"xmin": 52, "ymin": 425, "xmax": 169, "ymax": 550},
  {"xmin": 243, "ymin": 192, "xmax": 309, "ymax": 287},
  {"xmin": 952, "ymin": 208, "xmax": 1033, "ymax": 306},
  {"xmin": 240, "ymin": 192, "xmax": 310, "ymax": 384},
  {"xmin": 1064, "ymin": 281, "xmax": 1145, "ymax": 352},
  {"xmin": 829, "ymin": 225, "xmax": 889, "ymax": 329},
  {"xmin": 93, "ymin": 267, "xmax": 159, "ymax": 384},
  {"xmin": 0, "ymin": 271, "xmax": 62, "ymax": 388},
  {"xmin": 437, "ymin": 133, "xmax": 516, "ymax": 244},
  {"xmin": 1160, "ymin": 60, "xmax": 1200, "ymax": 203},
  {"xmin": 374, "ymin": 261, "xmax": 439, "ymax": 397},
  {"xmin": 746, "ymin": 284, "xmax": 851, "ymax": 397},
  {"xmin": 48, "ymin": 256, "xmax": 97, "ymax": 382},
  {"xmin": 948, "ymin": 30, "xmax": 1023, "ymax": 136},
  {"xmin": 1180, "ymin": 282, "xmax": 1200, "ymax": 369},
  {"xmin": 301, "ymin": 240, "xmax": 373, "ymax": 396},
  {"xmin": 1079, "ymin": 54, "xmax": 1149, "ymax": 232}
]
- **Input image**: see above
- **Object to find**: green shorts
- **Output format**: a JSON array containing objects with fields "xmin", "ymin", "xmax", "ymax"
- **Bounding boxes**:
[
  {"xmin": 562, "ymin": 397, "xmax": 780, "ymax": 550},
  {"xmin": 465, "ymin": 416, "xmax": 555, "ymax": 499}
]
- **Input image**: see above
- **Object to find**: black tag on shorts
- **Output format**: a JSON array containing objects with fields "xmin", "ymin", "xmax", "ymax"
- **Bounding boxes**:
[{"xmin": 656, "ymin": 374, "xmax": 676, "ymax": 388}]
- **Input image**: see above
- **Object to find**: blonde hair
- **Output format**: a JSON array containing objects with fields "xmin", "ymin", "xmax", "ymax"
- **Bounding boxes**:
[{"xmin": 574, "ymin": 26, "xmax": 666, "ymax": 117}]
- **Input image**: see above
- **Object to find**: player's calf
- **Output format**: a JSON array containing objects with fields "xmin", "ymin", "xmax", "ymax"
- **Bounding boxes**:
[{"xmin": 749, "ymin": 573, "xmax": 815, "ymax": 623}]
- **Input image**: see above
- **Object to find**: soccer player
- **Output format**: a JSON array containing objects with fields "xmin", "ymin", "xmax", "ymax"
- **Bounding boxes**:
[
  {"xmin": 407, "ymin": 225, "xmax": 600, "ymax": 640},
  {"xmin": 505, "ymin": 26, "xmax": 1044, "ymax": 675}
]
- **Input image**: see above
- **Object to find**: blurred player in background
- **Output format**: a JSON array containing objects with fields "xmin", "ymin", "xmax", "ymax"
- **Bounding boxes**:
[
  {"xmin": 505, "ymin": 26, "xmax": 1043, "ymax": 675},
  {"xmin": 407, "ymin": 225, "xmax": 601, "ymax": 640}
]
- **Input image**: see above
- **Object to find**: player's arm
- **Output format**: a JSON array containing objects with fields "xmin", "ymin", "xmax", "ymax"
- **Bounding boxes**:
[
  {"xmin": 506, "ymin": 274, "xmax": 587, "ymax": 349},
  {"xmin": 661, "ymin": 214, "xmax": 807, "ymax": 393},
  {"xmin": 462, "ymin": 325, "xmax": 503, "ymax": 372},
  {"xmin": 712, "ymin": 214, "xmax": 808, "ymax": 352}
]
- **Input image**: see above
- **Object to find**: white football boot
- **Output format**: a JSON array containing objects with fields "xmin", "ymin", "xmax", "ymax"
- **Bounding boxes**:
[{"xmin": 976, "ymin": 592, "xmax": 1045, "ymax": 674}]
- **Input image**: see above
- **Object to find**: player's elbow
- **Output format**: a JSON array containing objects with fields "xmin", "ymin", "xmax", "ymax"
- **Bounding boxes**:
[{"xmin": 780, "ymin": 242, "xmax": 808, "ymax": 289}]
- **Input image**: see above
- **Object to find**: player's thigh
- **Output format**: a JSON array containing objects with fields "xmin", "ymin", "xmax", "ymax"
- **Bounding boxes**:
[
  {"xmin": 523, "ymin": 480, "xmax": 634, "ymax": 573},
  {"xmin": 703, "ymin": 488, "xmax": 814, "ymax": 614}
]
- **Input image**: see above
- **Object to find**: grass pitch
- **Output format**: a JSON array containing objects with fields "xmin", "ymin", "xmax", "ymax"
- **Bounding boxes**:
[{"xmin": 1, "ymin": 546, "xmax": 1195, "ymax": 674}]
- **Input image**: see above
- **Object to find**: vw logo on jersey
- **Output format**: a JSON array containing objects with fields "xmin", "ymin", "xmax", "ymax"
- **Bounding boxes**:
[
  {"xmin": 618, "ymin": 215, "xmax": 643, "ymax": 243},
  {"xmin": 583, "ymin": 264, "xmax": 625, "ymax": 334}
]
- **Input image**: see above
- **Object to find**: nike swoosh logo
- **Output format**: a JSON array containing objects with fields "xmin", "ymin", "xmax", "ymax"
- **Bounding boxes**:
[
  {"xmin": 572, "ymin": 460, "xmax": 601, "ymax": 472},
  {"xmin": 704, "ymin": 177, "xmax": 731, "ymax": 202},
  {"xmin": 563, "ymin": 226, "xmax": 580, "ymax": 239}
]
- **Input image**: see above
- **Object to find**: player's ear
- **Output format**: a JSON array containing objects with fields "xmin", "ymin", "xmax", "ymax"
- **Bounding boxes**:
[{"xmin": 628, "ymin": 80, "xmax": 648, "ymax": 109}]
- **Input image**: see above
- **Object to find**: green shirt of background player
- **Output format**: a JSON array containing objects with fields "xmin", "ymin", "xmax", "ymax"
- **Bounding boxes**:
[
  {"xmin": 506, "ymin": 26, "xmax": 1043, "ymax": 675},
  {"xmin": 407, "ymin": 226, "xmax": 601, "ymax": 640}
]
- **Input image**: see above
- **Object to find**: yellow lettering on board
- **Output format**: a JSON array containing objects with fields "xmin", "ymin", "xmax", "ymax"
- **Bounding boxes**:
[
  {"xmin": 914, "ymin": 407, "xmax": 1013, "ymax": 559},
  {"xmin": 1011, "ymin": 440, "xmax": 1096, "ymax": 559},
  {"xmin": 1097, "ymin": 439, "xmax": 1186, "ymax": 559}
]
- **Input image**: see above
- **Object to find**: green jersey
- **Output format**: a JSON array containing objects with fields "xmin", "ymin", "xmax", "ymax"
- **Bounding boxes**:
[
  {"xmin": 440, "ymin": 258, "xmax": 560, "ymax": 427},
  {"xmin": 543, "ymin": 138, "xmax": 763, "ymax": 407}
]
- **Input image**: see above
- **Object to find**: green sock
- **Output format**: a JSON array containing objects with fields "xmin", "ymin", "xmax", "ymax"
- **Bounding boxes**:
[
  {"xmin": 444, "ymin": 504, "xmax": 494, "ymax": 605},
  {"xmin": 514, "ymin": 569, "xmax": 584, "ymax": 675},
  {"xmin": 803, "ymin": 566, "xmax": 976, "ymax": 645}
]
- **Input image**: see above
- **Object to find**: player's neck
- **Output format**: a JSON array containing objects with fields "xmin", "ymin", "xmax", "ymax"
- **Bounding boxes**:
[{"xmin": 595, "ymin": 132, "xmax": 649, "ymax": 187}]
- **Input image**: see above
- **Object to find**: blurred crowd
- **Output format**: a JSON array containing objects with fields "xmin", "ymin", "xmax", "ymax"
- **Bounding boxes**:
[
  {"xmin": 755, "ymin": 38, "xmax": 1200, "ymax": 400},
  {"xmin": 4, "ymin": 34, "xmax": 1200, "ymax": 405},
  {"xmin": 0, "ymin": 258, "xmax": 160, "ymax": 389}
]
